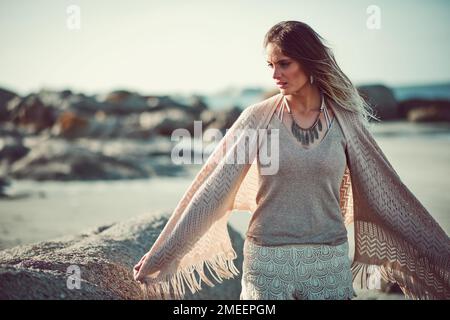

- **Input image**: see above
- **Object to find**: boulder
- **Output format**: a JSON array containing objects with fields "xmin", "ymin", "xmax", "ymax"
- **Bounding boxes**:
[
  {"xmin": 0, "ymin": 87, "xmax": 19, "ymax": 122},
  {"xmin": 201, "ymin": 106, "xmax": 242, "ymax": 134},
  {"xmin": 52, "ymin": 112, "xmax": 144, "ymax": 140},
  {"xmin": 53, "ymin": 111, "xmax": 90, "ymax": 139},
  {"xmin": 0, "ymin": 176, "xmax": 11, "ymax": 198},
  {"xmin": 144, "ymin": 95, "xmax": 205, "ymax": 115},
  {"xmin": 398, "ymin": 99, "xmax": 450, "ymax": 122},
  {"xmin": 0, "ymin": 212, "xmax": 244, "ymax": 300},
  {"xmin": 7, "ymin": 95, "xmax": 57, "ymax": 133},
  {"xmin": 357, "ymin": 84, "xmax": 399, "ymax": 120},
  {"xmin": 0, "ymin": 122, "xmax": 28, "ymax": 139},
  {"xmin": 9, "ymin": 140, "xmax": 149, "ymax": 181},
  {"xmin": 99, "ymin": 90, "xmax": 150, "ymax": 114},
  {"xmin": 36, "ymin": 89, "xmax": 73, "ymax": 111},
  {"xmin": 140, "ymin": 109, "xmax": 196, "ymax": 136},
  {"xmin": 60, "ymin": 93, "xmax": 111, "ymax": 116},
  {"xmin": 0, "ymin": 136, "xmax": 30, "ymax": 165}
]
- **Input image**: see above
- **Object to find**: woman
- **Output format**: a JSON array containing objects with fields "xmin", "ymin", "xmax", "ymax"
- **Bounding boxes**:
[
  {"xmin": 238, "ymin": 21, "xmax": 364, "ymax": 300},
  {"xmin": 133, "ymin": 21, "xmax": 449, "ymax": 300}
]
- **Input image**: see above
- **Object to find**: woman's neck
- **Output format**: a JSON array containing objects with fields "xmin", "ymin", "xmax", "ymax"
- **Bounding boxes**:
[{"xmin": 285, "ymin": 84, "xmax": 321, "ymax": 114}]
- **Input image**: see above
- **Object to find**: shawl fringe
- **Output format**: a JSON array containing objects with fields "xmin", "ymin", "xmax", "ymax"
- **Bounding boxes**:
[
  {"xmin": 351, "ymin": 257, "xmax": 449, "ymax": 300},
  {"xmin": 139, "ymin": 250, "xmax": 240, "ymax": 300},
  {"xmin": 352, "ymin": 220, "xmax": 449, "ymax": 300}
]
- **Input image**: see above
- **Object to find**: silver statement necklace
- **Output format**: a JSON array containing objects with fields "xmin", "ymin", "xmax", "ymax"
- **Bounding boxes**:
[{"xmin": 280, "ymin": 92, "xmax": 332, "ymax": 147}]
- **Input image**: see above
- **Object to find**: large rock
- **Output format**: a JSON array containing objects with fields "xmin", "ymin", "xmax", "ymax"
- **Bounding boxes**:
[
  {"xmin": 52, "ymin": 111, "xmax": 90, "ymax": 139},
  {"xmin": 96, "ymin": 91, "xmax": 206, "ymax": 117},
  {"xmin": 7, "ymin": 94, "xmax": 57, "ymax": 134},
  {"xmin": 0, "ymin": 136, "xmax": 29, "ymax": 165},
  {"xmin": 0, "ymin": 87, "xmax": 19, "ymax": 122},
  {"xmin": 0, "ymin": 212, "xmax": 244, "ymax": 300},
  {"xmin": 0, "ymin": 122, "xmax": 28, "ymax": 140},
  {"xmin": 0, "ymin": 176, "xmax": 11, "ymax": 198},
  {"xmin": 78, "ymin": 137, "xmax": 187, "ymax": 176},
  {"xmin": 42, "ymin": 90, "xmax": 142, "ymax": 118},
  {"xmin": 398, "ymin": 99, "xmax": 450, "ymax": 122},
  {"xmin": 201, "ymin": 106, "xmax": 242, "ymax": 134},
  {"xmin": 52, "ymin": 111, "xmax": 151, "ymax": 140},
  {"xmin": 59, "ymin": 93, "xmax": 112, "ymax": 116},
  {"xmin": 9, "ymin": 139, "xmax": 150, "ymax": 181},
  {"xmin": 101, "ymin": 90, "xmax": 149, "ymax": 113},
  {"xmin": 139, "ymin": 109, "xmax": 196, "ymax": 136},
  {"xmin": 35, "ymin": 89, "xmax": 73, "ymax": 111},
  {"xmin": 144, "ymin": 95, "xmax": 207, "ymax": 116},
  {"xmin": 51, "ymin": 109, "xmax": 205, "ymax": 140},
  {"xmin": 2, "ymin": 136, "xmax": 187, "ymax": 181},
  {"xmin": 357, "ymin": 84, "xmax": 399, "ymax": 120}
]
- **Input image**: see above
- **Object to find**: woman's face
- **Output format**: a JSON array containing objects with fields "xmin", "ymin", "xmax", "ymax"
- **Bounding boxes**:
[{"xmin": 265, "ymin": 42, "xmax": 309, "ymax": 95}]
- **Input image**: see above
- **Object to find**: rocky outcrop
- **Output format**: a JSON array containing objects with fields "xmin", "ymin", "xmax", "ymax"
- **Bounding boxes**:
[
  {"xmin": 1, "ymin": 84, "xmax": 447, "ymax": 183},
  {"xmin": 398, "ymin": 99, "xmax": 450, "ymax": 122},
  {"xmin": 9, "ymin": 139, "xmax": 151, "ymax": 181},
  {"xmin": 0, "ymin": 86, "xmax": 248, "ymax": 182},
  {"xmin": 0, "ymin": 176, "xmax": 11, "ymax": 198},
  {"xmin": 0, "ymin": 212, "xmax": 244, "ymax": 300},
  {"xmin": 200, "ymin": 106, "xmax": 243, "ymax": 134},
  {"xmin": 0, "ymin": 87, "xmax": 244, "ymax": 182},
  {"xmin": 357, "ymin": 84, "xmax": 399, "ymax": 120},
  {"xmin": 7, "ymin": 95, "xmax": 57, "ymax": 134},
  {"xmin": 0, "ymin": 136, "xmax": 29, "ymax": 165},
  {"xmin": 0, "ymin": 88, "xmax": 18, "ymax": 122},
  {"xmin": 6, "ymin": 137, "xmax": 188, "ymax": 181}
]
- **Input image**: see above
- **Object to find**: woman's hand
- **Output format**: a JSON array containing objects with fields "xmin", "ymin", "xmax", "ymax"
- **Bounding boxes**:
[{"xmin": 133, "ymin": 253, "xmax": 148, "ymax": 282}]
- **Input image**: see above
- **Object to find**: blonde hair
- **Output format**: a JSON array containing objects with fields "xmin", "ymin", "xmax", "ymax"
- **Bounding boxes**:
[{"xmin": 263, "ymin": 21, "xmax": 379, "ymax": 126}]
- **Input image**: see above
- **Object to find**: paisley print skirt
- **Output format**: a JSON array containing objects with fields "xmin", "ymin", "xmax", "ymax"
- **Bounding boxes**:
[{"xmin": 240, "ymin": 238, "xmax": 357, "ymax": 300}]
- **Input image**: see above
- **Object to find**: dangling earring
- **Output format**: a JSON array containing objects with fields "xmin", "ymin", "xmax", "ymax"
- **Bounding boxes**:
[{"xmin": 310, "ymin": 74, "xmax": 314, "ymax": 84}]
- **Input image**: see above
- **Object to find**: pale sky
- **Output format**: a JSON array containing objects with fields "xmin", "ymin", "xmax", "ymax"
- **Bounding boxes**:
[{"xmin": 0, "ymin": 0, "xmax": 449, "ymax": 96}]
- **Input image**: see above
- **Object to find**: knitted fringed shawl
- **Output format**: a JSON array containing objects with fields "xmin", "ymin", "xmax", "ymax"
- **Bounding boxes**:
[{"xmin": 134, "ymin": 93, "xmax": 450, "ymax": 300}]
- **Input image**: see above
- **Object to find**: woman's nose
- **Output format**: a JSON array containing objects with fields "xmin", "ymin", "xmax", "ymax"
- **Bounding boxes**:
[{"xmin": 272, "ymin": 68, "xmax": 282, "ymax": 80}]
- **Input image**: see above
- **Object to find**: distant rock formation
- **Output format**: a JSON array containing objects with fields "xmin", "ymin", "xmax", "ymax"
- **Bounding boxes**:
[
  {"xmin": 0, "ymin": 85, "xmax": 448, "ymax": 182},
  {"xmin": 0, "ymin": 88, "xmax": 242, "ymax": 182},
  {"xmin": 358, "ymin": 84, "xmax": 399, "ymax": 120},
  {"xmin": 398, "ymin": 99, "xmax": 450, "ymax": 122}
]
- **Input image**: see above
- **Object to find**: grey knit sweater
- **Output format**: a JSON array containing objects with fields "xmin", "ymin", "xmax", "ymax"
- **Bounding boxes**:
[{"xmin": 246, "ymin": 109, "xmax": 348, "ymax": 246}]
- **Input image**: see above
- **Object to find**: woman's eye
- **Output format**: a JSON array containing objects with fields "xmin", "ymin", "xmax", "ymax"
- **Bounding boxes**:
[{"xmin": 267, "ymin": 63, "xmax": 290, "ymax": 68}]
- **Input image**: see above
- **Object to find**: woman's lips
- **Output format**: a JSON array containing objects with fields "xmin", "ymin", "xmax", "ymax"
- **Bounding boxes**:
[{"xmin": 276, "ymin": 82, "xmax": 288, "ymax": 88}]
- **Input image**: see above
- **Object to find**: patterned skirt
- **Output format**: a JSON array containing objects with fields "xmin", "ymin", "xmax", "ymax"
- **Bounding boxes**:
[{"xmin": 240, "ymin": 238, "xmax": 357, "ymax": 300}]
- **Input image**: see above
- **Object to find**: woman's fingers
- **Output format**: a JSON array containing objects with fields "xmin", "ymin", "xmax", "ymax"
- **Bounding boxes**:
[
  {"xmin": 133, "ymin": 253, "xmax": 148, "ymax": 281},
  {"xmin": 134, "ymin": 265, "xmax": 144, "ymax": 282}
]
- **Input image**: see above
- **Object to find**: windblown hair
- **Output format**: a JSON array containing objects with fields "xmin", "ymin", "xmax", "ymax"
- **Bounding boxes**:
[{"xmin": 263, "ymin": 20, "xmax": 379, "ymax": 125}]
